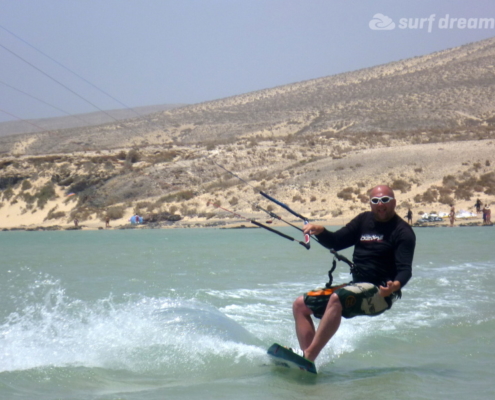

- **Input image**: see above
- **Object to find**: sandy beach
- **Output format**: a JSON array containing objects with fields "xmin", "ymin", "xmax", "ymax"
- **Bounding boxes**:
[{"xmin": 1, "ymin": 139, "xmax": 493, "ymax": 231}]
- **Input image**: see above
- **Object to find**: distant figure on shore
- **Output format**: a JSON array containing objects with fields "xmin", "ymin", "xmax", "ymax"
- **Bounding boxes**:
[
  {"xmin": 449, "ymin": 205, "xmax": 455, "ymax": 227},
  {"xmin": 105, "ymin": 216, "xmax": 110, "ymax": 228},
  {"xmin": 475, "ymin": 198, "xmax": 482, "ymax": 214},
  {"xmin": 482, "ymin": 204, "xmax": 491, "ymax": 225},
  {"xmin": 407, "ymin": 208, "xmax": 413, "ymax": 225},
  {"xmin": 74, "ymin": 218, "xmax": 79, "ymax": 228}
]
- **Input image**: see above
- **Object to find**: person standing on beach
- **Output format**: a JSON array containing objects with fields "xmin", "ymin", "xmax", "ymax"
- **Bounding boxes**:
[
  {"xmin": 475, "ymin": 198, "xmax": 482, "ymax": 214},
  {"xmin": 292, "ymin": 185, "xmax": 416, "ymax": 364},
  {"xmin": 407, "ymin": 208, "xmax": 413, "ymax": 225},
  {"xmin": 449, "ymin": 205, "xmax": 455, "ymax": 227},
  {"xmin": 482, "ymin": 204, "xmax": 491, "ymax": 225}
]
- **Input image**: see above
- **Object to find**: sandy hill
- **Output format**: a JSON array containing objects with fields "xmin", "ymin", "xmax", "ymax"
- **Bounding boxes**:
[
  {"xmin": 0, "ymin": 37, "xmax": 494, "ymax": 230},
  {"xmin": 0, "ymin": 104, "xmax": 185, "ymax": 138}
]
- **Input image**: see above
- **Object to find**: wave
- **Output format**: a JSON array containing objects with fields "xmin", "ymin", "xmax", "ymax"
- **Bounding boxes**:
[
  {"xmin": 0, "ymin": 276, "xmax": 264, "ymax": 376},
  {"xmin": 1, "ymin": 258, "xmax": 493, "ymax": 378}
]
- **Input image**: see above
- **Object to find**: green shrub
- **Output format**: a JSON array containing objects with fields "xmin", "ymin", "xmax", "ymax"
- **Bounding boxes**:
[
  {"xmin": 21, "ymin": 180, "xmax": 32, "ymax": 191},
  {"xmin": 36, "ymin": 182, "xmax": 57, "ymax": 209},
  {"xmin": 159, "ymin": 190, "xmax": 195, "ymax": 203},
  {"xmin": 442, "ymin": 175, "xmax": 458, "ymax": 189},
  {"xmin": 2, "ymin": 187, "xmax": 14, "ymax": 201},
  {"xmin": 421, "ymin": 188, "xmax": 438, "ymax": 203},
  {"xmin": 337, "ymin": 187, "xmax": 354, "ymax": 201},
  {"xmin": 437, "ymin": 186, "xmax": 452, "ymax": 196},
  {"xmin": 134, "ymin": 201, "xmax": 155, "ymax": 214},
  {"xmin": 391, "ymin": 179, "xmax": 411, "ymax": 193},
  {"xmin": 148, "ymin": 150, "xmax": 180, "ymax": 164},
  {"xmin": 106, "ymin": 206, "xmax": 125, "ymax": 220},
  {"xmin": 439, "ymin": 194, "xmax": 455, "ymax": 205},
  {"xmin": 126, "ymin": 149, "xmax": 140, "ymax": 164},
  {"xmin": 177, "ymin": 190, "xmax": 195, "ymax": 201},
  {"xmin": 69, "ymin": 207, "xmax": 97, "ymax": 222},
  {"xmin": 180, "ymin": 205, "xmax": 197, "ymax": 216},
  {"xmin": 20, "ymin": 192, "xmax": 36, "ymax": 204},
  {"xmin": 45, "ymin": 208, "xmax": 66, "ymax": 221},
  {"xmin": 485, "ymin": 187, "xmax": 495, "ymax": 195},
  {"xmin": 479, "ymin": 172, "xmax": 495, "ymax": 193},
  {"xmin": 198, "ymin": 212, "xmax": 216, "ymax": 220},
  {"xmin": 454, "ymin": 187, "xmax": 472, "ymax": 201}
]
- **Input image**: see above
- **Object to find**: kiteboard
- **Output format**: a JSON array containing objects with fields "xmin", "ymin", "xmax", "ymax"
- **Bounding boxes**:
[{"xmin": 267, "ymin": 343, "xmax": 317, "ymax": 374}]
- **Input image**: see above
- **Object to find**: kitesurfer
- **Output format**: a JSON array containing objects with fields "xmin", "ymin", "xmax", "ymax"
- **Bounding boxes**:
[{"xmin": 292, "ymin": 185, "xmax": 416, "ymax": 362}]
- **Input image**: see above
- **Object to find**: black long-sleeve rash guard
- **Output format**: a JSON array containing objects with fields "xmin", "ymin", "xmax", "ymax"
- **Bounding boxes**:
[{"xmin": 316, "ymin": 212, "xmax": 416, "ymax": 288}]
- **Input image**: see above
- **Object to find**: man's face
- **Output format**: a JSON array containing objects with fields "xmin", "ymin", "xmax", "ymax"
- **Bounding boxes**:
[{"xmin": 369, "ymin": 186, "xmax": 396, "ymax": 222}]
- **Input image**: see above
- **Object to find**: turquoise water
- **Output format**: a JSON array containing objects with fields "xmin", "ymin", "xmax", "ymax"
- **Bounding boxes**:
[{"xmin": 0, "ymin": 226, "xmax": 494, "ymax": 400}]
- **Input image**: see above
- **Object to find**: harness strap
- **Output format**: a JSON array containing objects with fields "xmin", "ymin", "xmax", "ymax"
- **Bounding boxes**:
[
  {"xmin": 326, "ymin": 249, "xmax": 403, "ymax": 300},
  {"xmin": 326, "ymin": 249, "xmax": 356, "ymax": 288},
  {"xmin": 307, "ymin": 283, "xmax": 349, "ymax": 297}
]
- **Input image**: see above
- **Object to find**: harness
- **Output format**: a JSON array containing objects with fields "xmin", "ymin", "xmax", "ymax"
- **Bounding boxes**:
[
  {"xmin": 325, "ymin": 249, "xmax": 355, "ymax": 288},
  {"xmin": 304, "ymin": 249, "xmax": 355, "ymax": 298},
  {"xmin": 326, "ymin": 248, "xmax": 401, "ymax": 299}
]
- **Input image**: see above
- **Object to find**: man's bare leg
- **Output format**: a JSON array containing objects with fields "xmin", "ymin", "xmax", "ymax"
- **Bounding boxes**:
[
  {"xmin": 293, "ymin": 293, "xmax": 343, "ymax": 362},
  {"xmin": 293, "ymin": 295, "xmax": 316, "ymax": 350}
]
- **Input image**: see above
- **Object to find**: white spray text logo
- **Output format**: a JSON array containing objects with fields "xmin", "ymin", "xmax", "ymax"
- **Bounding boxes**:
[
  {"xmin": 369, "ymin": 13, "xmax": 396, "ymax": 30},
  {"xmin": 370, "ymin": 13, "xmax": 495, "ymax": 33}
]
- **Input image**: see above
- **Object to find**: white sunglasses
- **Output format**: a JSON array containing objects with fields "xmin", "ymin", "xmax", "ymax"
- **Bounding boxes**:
[{"xmin": 370, "ymin": 196, "xmax": 394, "ymax": 204}]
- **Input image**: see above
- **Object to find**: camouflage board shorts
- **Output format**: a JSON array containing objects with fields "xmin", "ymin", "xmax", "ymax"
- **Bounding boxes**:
[{"xmin": 303, "ymin": 282, "xmax": 397, "ymax": 319}]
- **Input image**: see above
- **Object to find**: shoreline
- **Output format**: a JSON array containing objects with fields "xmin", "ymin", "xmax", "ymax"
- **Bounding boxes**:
[
  {"xmin": 1, "ymin": 139, "xmax": 494, "ymax": 234},
  {"xmin": 1, "ymin": 215, "xmax": 490, "ymax": 232}
]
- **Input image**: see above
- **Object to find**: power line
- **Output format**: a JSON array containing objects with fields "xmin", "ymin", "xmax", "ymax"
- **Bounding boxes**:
[
  {"xmin": 0, "ymin": 41, "xmax": 122, "ymax": 123},
  {"xmin": 0, "ymin": 24, "xmax": 143, "ymax": 119},
  {"xmin": 0, "ymin": 26, "xmax": 167, "ymax": 152},
  {"xmin": 0, "ymin": 107, "xmax": 47, "ymax": 133},
  {"xmin": 0, "ymin": 79, "xmax": 89, "ymax": 125}
]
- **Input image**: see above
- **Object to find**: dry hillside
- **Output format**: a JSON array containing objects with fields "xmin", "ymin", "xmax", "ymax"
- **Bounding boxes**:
[{"xmin": 0, "ymin": 37, "xmax": 494, "ymax": 230}]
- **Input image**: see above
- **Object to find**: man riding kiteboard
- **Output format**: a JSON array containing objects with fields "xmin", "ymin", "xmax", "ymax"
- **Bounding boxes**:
[{"xmin": 292, "ymin": 185, "xmax": 416, "ymax": 365}]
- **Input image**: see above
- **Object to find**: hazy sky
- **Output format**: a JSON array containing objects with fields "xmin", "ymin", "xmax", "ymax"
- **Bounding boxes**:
[{"xmin": 1, "ymin": 0, "xmax": 494, "ymax": 123}]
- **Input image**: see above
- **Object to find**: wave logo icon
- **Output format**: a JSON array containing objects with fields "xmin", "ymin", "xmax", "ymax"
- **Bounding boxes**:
[{"xmin": 369, "ymin": 13, "xmax": 396, "ymax": 30}]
